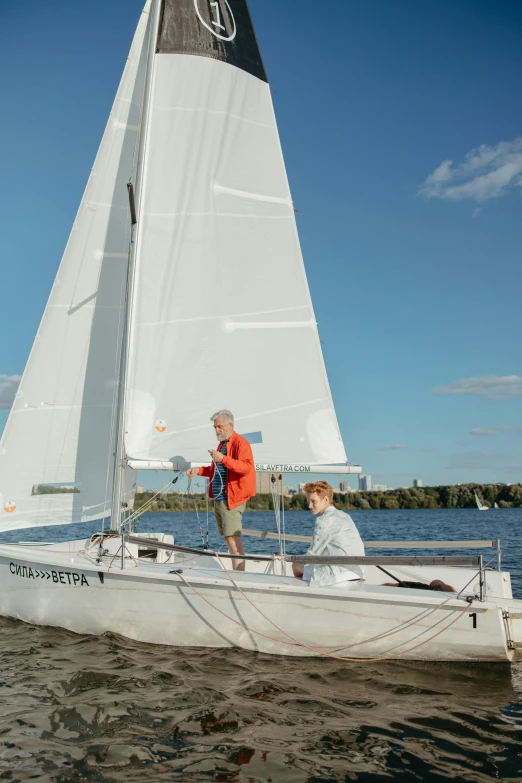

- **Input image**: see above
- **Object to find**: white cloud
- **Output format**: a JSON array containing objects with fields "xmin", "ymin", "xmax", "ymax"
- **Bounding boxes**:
[
  {"xmin": 379, "ymin": 444, "xmax": 409, "ymax": 451},
  {"xmin": 0, "ymin": 375, "xmax": 21, "ymax": 410},
  {"xmin": 419, "ymin": 137, "xmax": 522, "ymax": 203},
  {"xmin": 470, "ymin": 426, "xmax": 522, "ymax": 436},
  {"xmin": 433, "ymin": 375, "xmax": 522, "ymax": 401}
]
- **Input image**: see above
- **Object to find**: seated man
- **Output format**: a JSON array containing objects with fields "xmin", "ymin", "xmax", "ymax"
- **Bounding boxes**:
[{"xmin": 292, "ymin": 481, "xmax": 365, "ymax": 588}]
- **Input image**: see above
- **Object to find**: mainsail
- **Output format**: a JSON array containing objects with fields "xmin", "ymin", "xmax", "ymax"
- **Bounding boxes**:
[
  {"xmin": 0, "ymin": 4, "xmax": 152, "ymax": 532},
  {"xmin": 124, "ymin": 0, "xmax": 348, "ymax": 468}
]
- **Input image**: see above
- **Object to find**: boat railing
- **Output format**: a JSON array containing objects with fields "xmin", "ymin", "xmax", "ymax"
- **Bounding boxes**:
[
  {"xmin": 242, "ymin": 529, "xmax": 502, "ymax": 571},
  {"xmin": 126, "ymin": 536, "xmax": 488, "ymax": 600}
]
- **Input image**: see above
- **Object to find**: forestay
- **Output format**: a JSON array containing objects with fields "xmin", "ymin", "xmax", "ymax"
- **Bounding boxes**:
[
  {"xmin": 124, "ymin": 0, "xmax": 347, "ymax": 468},
  {"xmin": 0, "ymin": 4, "xmax": 152, "ymax": 532}
]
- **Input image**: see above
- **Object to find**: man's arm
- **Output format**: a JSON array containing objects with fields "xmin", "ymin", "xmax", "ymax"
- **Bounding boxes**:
[
  {"xmin": 292, "ymin": 519, "xmax": 330, "ymax": 579},
  {"xmin": 187, "ymin": 465, "xmax": 213, "ymax": 479},
  {"xmin": 306, "ymin": 518, "xmax": 330, "ymax": 556}
]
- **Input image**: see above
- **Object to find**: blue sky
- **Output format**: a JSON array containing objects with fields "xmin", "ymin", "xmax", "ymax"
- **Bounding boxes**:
[{"xmin": 0, "ymin": 0, "xmax": 521, "ymax": 490}]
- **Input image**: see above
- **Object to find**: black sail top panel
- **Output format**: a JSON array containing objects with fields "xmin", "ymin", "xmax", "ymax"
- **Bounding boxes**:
[{"xmin": 157, "ymin": 0, "xmax": 267, "ymax": 82}]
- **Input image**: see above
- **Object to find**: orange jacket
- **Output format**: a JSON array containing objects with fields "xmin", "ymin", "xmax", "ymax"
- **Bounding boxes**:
[{"xmin": 197, "ymin": 431, "xmax": 256, "ymax": 510}]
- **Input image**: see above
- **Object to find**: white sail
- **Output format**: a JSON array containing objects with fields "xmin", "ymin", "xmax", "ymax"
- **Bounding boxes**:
[
  {"xmin": 124, "ymin": 0, "xmax": 347, "ymax": 468},
  {"xmin": 0, "ymin": 4, "xmax": 152, "ymax": 533},
  {"xmin": 475, "ymin": 491, "xmax": 487, "ymax": 511}
]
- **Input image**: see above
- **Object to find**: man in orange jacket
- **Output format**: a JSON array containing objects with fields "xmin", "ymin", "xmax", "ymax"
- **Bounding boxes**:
[{"xmin": 187, "ymin": 410, "xmax": 256, "ymax": 570}]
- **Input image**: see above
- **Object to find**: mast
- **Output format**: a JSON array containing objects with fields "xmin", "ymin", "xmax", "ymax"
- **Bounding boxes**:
[{"xmin": 110, "ymin": 0, "xmax": 163, "ymax": 532}]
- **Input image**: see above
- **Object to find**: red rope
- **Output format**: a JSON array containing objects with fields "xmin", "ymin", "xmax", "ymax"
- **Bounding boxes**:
[{"xmin": 174, "ymin": 556, "xmax": 471, "ymax": 662}]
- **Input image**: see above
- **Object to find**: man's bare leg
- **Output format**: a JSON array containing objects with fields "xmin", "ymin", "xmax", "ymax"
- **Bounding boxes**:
[{"xmin": 225, "ymin": 535, "xmax": 245, "ymax": 571}]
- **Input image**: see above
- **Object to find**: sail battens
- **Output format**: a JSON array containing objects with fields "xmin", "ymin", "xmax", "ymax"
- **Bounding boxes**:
[
  {"xmin": 113, "ymin": 121, "xmax": 139, "ymax": 131},
  {"xmin": 190, "ymin": 396, "xmax": 331, "ymax": 434},
  {"xmin": 233, "ymin": 398, "xmax": 332, "ymax": 423},
  {"xmin": 154, "ymin": 104, "xmax": 274, "ymax": 129},
  {"xmin": 213, "ymin": 183, "xmax": 291, "ymax": 205},
  {"xmin": 49, "ymin": 304, "xmax": 122, "ymax": 310},
  {"xmin": 136, "ymin": 304, "xmax": 311, "ymax": 328},
  {"xmin": 146, "ymin": 211, "xmax": 292, "ymax": 220},
  {"xmin": 16, "ymin": 405, "xmax": 113, "ymax": 414},
  {"xmin": 224, "ymin": 320, "xmax": 315, "ymax": 332},
  {"xmin": 84, "ymin": 203, "xmax": 128, "ymax": 211}
]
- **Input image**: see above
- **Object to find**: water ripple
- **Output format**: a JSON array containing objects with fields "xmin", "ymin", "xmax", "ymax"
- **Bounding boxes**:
[
  {"xmin": 1, "ymin": 509, "xmax": 522, "ymax": 781},
  {"xmin": 0, "ymin": 617, "xmax": 521, "ymax": 782}
]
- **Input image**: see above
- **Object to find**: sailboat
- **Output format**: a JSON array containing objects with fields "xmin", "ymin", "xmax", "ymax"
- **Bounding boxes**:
[
  {"xmin": 475, "ymin": 491, "xmax": 488, "ymax": 511},
  {"xmin": 494, "ymin": 502, "xmax": 500, "ymax": 509},
  {"xmin": 0, "ymin": 0, "xmax": 520, "ymax": 662}
]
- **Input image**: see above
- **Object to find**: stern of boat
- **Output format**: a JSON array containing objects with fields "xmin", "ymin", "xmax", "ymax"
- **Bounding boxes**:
[{"xmin": 502, "ymin": 600, "xmax": 522, "ymax": 657}]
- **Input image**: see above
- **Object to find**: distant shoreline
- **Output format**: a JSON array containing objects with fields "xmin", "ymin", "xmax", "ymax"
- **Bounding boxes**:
[{"xmin": 134, "ymin": 482, "xmax": 522, "ymax": 512}]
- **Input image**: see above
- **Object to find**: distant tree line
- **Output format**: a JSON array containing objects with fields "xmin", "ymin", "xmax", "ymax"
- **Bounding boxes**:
[
  {"xmin": 133, "ymin": 483, "xmax": 522, "ymax": 512},
  {"xmin": 322, "ymin": 483, "xmax": 521, "ymax": 510}
]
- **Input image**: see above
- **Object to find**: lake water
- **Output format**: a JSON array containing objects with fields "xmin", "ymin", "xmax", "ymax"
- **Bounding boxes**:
[{"xmin": 1, "ymin": 508, "xmax": 522, "ymax": 781}]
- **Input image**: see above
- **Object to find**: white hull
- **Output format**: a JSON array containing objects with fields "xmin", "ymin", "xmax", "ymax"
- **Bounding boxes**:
[{"xmin": 0, "ymin": 540, "xmax": 516, "ymax": 663}]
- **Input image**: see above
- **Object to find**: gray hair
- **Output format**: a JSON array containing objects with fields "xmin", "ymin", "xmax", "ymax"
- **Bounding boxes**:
[{"xmin": 210, "ymin": 409, "xmax": 234, "ymax": 424}]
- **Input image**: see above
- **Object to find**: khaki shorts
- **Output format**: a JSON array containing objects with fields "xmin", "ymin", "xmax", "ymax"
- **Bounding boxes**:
[{"xmin": 214, "ymin": 500, "xmax": 246, "ymax": 538}]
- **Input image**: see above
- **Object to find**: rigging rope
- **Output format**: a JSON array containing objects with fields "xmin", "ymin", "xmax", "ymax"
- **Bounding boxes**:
[
  {"xmin": 186, "ymin": 476, "xmax": 207, "ymax": 549},
  {"xmin": 126, "ymin": 473, "xmax": 181, "ymax": 528},
  {"xmin": 271, "ymin": 474, "xmax": 283, "ymax": 562},
  {"xmin": 205, "ymin": 478, "xmax": 210, "ymax": 549},
  {"xmin": 174, "ymin": 556, "xmax": 472, "ymax": 663}
]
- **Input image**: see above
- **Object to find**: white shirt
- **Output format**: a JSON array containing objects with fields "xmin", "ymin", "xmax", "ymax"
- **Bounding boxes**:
[{"xmin": 303, "ymin": 505, "xmax": 365, "ymax": 588}]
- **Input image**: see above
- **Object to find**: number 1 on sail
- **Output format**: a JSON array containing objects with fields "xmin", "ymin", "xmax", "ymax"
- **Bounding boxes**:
[{"xmin": 210, "ymin": 2, "xmax": 225, "ymax": 30}]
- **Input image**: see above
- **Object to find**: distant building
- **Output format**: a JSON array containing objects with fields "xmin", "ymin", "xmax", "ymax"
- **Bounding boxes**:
[
  {"xmin": 339, "ymin": 481, "xmax": 349, "ymax": 493},
  {"xmin": 136, "ymin": 486, "xmax": 144, "ymax": 494},
  {"xmin": 359, "ymin": 474, "xmax": 372, "ymax": 492},
  {"xmin": 298, "ymin": 483, "xmax": 307, "ymax": 493},
  {"xmin": 373, "ymin": 484, "xmax": 390, "ymax": 492},
  {"xmin": 413, "ymin": 479, "xmax": 423, "ymax": 488},
  {"xmin": 257, "ymin": 472, "xmax": 284, "ymax": 495}
]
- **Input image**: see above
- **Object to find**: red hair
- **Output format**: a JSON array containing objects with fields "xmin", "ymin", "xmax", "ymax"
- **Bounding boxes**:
[{"xmin": 303, "ymin": 481, "xmax": 333, "ymax": 503}]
